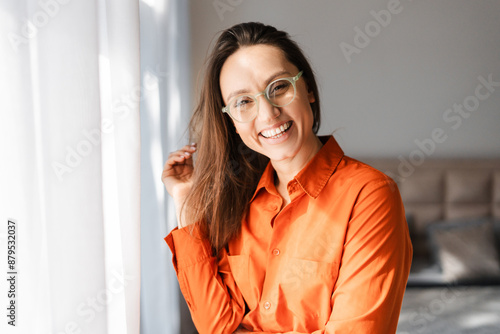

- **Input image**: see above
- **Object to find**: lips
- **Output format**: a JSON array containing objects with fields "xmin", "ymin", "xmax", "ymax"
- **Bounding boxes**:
[{"xmin": 260, "ymin": 121, "xmax": 293, "ymax": 139}]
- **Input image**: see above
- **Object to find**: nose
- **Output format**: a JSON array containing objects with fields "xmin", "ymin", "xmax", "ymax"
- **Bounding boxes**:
[{"xmin": 256, "ymin": 93, "xmax": 280, "ymax": 122}]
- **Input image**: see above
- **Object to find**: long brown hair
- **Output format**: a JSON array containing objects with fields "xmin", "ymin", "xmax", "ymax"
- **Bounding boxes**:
[{"xmin": 183, "ymin": 22, "xmax": 321, "ymax": 255}]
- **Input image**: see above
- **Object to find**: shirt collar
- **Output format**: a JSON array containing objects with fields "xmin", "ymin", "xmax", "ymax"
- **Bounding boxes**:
[{"xmin": 250, "ymin": 135, "xmax": 344, "ymax": 202}]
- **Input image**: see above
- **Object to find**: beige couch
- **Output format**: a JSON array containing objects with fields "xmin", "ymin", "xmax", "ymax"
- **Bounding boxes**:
[{"xmin": 362, "ymin": 158, "xmax": 500, "ymax": 286}]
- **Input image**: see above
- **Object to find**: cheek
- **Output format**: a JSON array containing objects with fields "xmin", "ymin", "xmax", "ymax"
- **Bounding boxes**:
[
  {"xmin": 234, "ymin": 124, "xmax": 262, "ymax": 149},
  {"xmin": 234, "ymin": 124, "xmax": 254, "ymax": 141},
  {"xmin": 232, "ymin": 121, "xmax": 252, "ymax": 136}
]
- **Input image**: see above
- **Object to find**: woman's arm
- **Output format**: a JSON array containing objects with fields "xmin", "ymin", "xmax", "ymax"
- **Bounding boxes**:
[
  {"xmin": 165, "ymin": 225, "xmax": 246, "ymax": 334},
  {"xmin": 162, "ymin": 145, "xmax": 246, "ymax": 333},
  {"xmin": 322, "ymin": 178, "xmax": 412, "ymax": 333}
]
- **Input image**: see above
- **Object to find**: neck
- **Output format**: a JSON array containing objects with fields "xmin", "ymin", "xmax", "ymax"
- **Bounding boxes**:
[{"xmin": 272, "ymin": 135, "xmax": 322, "ymax": 194}]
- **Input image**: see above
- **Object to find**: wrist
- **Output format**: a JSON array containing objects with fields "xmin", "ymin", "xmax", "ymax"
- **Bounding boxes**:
[{"xmin": 173, "ymin": 197, "xmax": 194, "ymax": 229}]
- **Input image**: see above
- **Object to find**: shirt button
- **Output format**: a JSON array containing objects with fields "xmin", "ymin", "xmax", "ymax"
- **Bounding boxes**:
[
  {"xmin": 263, "ymin": 301, "xmax": 271, "ymax": 310},
  {"xmin": 272, "ymin": 248, "xmax": 280, "ymax": 256},
  {"xmin": 269, "ymin": 204, "xmax": 279, "ymax": 211}
]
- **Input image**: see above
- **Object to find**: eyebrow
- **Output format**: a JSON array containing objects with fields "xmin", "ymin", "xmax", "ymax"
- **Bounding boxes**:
[{"xmin": 225, "ymin": 70, "xmax": 292, "ymax": 101}]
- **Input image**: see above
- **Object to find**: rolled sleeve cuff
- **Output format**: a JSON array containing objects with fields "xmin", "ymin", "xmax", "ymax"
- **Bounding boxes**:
[{"xmin": 164, "ymin": 225, "xmax": 213, "ymax": 272}]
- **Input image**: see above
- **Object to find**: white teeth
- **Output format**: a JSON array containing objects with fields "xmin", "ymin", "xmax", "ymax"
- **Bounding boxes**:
[{"xmin": 261, "ymin": 121, "xmax": 292, "ymax": 139}]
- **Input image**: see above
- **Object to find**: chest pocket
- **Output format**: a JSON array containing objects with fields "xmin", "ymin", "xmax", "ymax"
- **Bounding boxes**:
[{"xmin": 279, "ymin": 258, "xmax": 339, "ymax": 320}]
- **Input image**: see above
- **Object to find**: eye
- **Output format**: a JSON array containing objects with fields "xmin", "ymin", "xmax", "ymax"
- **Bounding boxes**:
[
  {"xmin": 232, "ymin": 96, "xmax": 254, "ymax": 109},
  {"xmin": 268, "ymin": 80, "xmax": 291, "ymax": 96}
]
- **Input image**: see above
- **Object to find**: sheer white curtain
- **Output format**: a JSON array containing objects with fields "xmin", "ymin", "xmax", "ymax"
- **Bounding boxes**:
[
  {"xmin": 139, "ymin": 0, "xmax": 192, "ymax": 333},
  {"xmin": 0, "ymin": 1, "xmax": 141, "ymax": 333}
]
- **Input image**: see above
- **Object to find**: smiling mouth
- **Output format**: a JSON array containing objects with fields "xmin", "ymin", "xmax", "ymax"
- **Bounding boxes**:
[{"xmin": 260, "ymin": 121, "xmax": 293, "ymax": 139}]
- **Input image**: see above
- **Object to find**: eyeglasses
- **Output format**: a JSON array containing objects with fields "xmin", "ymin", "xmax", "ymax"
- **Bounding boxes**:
[{"xmin": 222, "ymin": 71, "xmax": 303, "ymax": 123}]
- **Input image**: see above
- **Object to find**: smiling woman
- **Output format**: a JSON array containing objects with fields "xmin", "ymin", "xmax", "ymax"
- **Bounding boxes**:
[
  {"xmin": 161, "ymin": 22, "xmax": 412, "ymax": 334},
  {"xmin": 220, "ymin": 45, "xmax": 319, "ymax": 165}
]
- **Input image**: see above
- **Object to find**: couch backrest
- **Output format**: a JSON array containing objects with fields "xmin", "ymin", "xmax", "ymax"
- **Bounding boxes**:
[{"xmin": 360, "ymin": 158, "xmax": 500, "ymax": 258}]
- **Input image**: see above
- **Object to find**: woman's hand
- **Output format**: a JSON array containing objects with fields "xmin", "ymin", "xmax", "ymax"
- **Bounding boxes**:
[
  {"xmin": 162, "ymin": 143, "xmax": 197, "ymax": 198},
  {"xmin": 161, "ymin": 144, "xmax": 197, "ymax": 227}
]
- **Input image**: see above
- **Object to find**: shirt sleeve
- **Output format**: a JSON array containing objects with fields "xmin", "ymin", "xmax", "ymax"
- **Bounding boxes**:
[
  {"xmin": 236, "ymin": 178, "xmax": 413, "ymax": 334},
  {"xmin": 324, "ymin": 178, "xmax": 412, "ymax": 333},
  {"xmin": 165, "ymin": 225, "xmax": 246, "ymax": 334}
]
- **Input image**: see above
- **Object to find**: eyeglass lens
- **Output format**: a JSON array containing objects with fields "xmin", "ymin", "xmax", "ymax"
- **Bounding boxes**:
[{"xmin": 230, "ymin": 79, "xmax": 294, "ymax": 122}]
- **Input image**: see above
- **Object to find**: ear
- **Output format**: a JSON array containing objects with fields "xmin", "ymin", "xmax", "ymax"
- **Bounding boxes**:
[{"xmin": 308, "ymin": 89, "xmax": 316, "ymax": 103}]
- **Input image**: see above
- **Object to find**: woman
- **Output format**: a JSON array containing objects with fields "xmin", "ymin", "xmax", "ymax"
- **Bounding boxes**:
[{"xmin": 162, "ymin": 22, "xmax": 412, "ymax": 334}]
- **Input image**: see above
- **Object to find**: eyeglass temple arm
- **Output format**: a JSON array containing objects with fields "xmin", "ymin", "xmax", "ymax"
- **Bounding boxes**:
[{"xmin": 293, "ymin": 71, "xmax": 303, "ymax": 82}]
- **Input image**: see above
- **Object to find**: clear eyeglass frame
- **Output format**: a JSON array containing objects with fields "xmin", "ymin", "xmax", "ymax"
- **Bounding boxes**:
[{"xmin": 221, "ymin": 71, "xmax": 303, "ymax": 123}]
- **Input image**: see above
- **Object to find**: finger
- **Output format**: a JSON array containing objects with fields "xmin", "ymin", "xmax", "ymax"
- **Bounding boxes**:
[
  {"xmin": 173, "ymin": 155, "xmax": 186, "ymax": 162},
  {"xmin": 167, "ymin": 151, "xmax": 187, "ymax": 162},
  {"xmin": 165, "ymin": 153, "xmax": 194, "ymax": 171},
  {"xmin": 163, "ymin": 155, "xmax": 184, "ymax": 171},
  {"xmin": 173, "ymin": 146, "xmax": 196, "ymax": 162},
  {"xmin": 161, "ymin": 155, "xmax": 186, "ymax": 178},
  {"xmin": 180, "ymin": 152, "xmax": 194, "ymax": 166},
  {"xmin": 183, "ymin": 143, "xmax": 197, "ymax": 154},
  {"xmin": 167, "ymin": 144, "xmax": 197, "ymax": 159},
  {"xmin": 164, "ymin": 144, "xmax": 197, "ymax": 170},
  {"xmin": 178, "ymin": 143, "xmax": 197, "ymax": 152}
]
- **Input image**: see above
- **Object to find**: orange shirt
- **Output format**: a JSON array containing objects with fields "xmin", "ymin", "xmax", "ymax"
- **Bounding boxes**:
[{"xmin": 165, "ymin": 135, "xmax": 413, "ymax": 334}]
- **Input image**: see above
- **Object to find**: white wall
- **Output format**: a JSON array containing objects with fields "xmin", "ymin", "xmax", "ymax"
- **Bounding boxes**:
[{"xmin": 189, "ymin": 0, "xmax": 500, "ymax": 158}]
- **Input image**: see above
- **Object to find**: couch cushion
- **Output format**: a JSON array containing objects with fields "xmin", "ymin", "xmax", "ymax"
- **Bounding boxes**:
[
  {"xmin": 427, "ymin": 218, "xmax": 500, "ymax": 284},
  {"xmin": 400, "ymin": 171, "xmax": 443, "ymax": 203},
  {"xmin": 446, "ymin": 170, "xmax": 491, "ymax": 203}
]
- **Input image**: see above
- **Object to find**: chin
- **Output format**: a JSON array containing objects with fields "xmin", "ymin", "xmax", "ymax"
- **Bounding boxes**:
[
  {"xmin": 263, "ymin": 140, "xmax": 302, "ymax": 161},
  {"xmin": 265, "ymin": 146, "xmax": 301, "ymax": 162}
]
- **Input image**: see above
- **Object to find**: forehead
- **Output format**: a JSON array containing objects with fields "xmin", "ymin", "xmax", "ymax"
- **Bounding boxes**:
[
  {"xmin": 223, "ymin": 44, "xmax": 289, "ymax": 71},
  {"xmin": 219, "ymin": 44, "xmax": 298, "ymax": 99}
]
